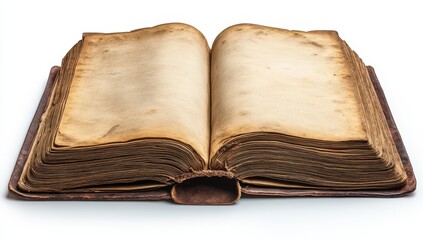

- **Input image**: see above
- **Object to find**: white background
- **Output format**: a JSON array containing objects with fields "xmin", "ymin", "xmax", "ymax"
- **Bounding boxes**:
[{"xmin": 1, "ymin": 0, "xmax": 422, "ymax": 239}]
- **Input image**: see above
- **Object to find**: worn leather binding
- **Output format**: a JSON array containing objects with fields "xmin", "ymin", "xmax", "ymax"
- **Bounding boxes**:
[{"xmin": 8, "ymin": 66, "xmax": 416, "ymax": 204}]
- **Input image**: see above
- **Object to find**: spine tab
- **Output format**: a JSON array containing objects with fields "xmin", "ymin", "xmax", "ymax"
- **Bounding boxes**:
[{"xmin": 171, "ymin": 170, "xmax": 241, "ymax": 205}]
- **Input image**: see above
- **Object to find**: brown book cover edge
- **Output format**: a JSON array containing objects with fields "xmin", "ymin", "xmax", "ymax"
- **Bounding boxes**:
[{"xmin": 8, "ymin": 66, "xmax": 416, "ymax": 202}]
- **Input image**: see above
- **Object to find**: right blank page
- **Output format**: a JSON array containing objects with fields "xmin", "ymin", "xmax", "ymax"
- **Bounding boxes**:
[{"xmin": 210, "ymin": 24, "xmax": 406, "ymax": 189}]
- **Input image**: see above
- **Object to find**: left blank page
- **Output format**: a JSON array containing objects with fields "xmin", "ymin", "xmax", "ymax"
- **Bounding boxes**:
[{"xmin": 55, "ymin": 23, "xmax": 211, "ymax": 161}]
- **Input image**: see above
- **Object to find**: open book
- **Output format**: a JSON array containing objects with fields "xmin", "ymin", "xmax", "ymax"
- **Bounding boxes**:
[{"xmin": 9, "ymin": 23, "xmax": 415, "ymax": 204}]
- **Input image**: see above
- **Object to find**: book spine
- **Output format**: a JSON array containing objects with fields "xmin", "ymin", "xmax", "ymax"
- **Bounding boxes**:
[{"xmin": 171, "ymin": 170, "xmax": 241, "ymax": 205}]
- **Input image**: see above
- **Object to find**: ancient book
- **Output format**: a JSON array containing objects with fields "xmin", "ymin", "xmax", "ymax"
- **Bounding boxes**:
[{"xmin": 8, "ymin": 23, "xmax": 416, "ymax": 204}]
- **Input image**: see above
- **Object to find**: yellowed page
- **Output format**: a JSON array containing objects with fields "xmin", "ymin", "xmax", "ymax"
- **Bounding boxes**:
[
  {"xmin": 56, "ymin": 23, "xmax": 210, "ymax": 161},
  {"xmin": 210, "ymin": 24, "xmax": 366, "ymax": 157}
]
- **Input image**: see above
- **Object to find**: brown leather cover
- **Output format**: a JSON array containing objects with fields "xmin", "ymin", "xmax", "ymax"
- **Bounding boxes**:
[{"xmin": 8, "ymin": 66, "xmax": 416, "ymax": 204}]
